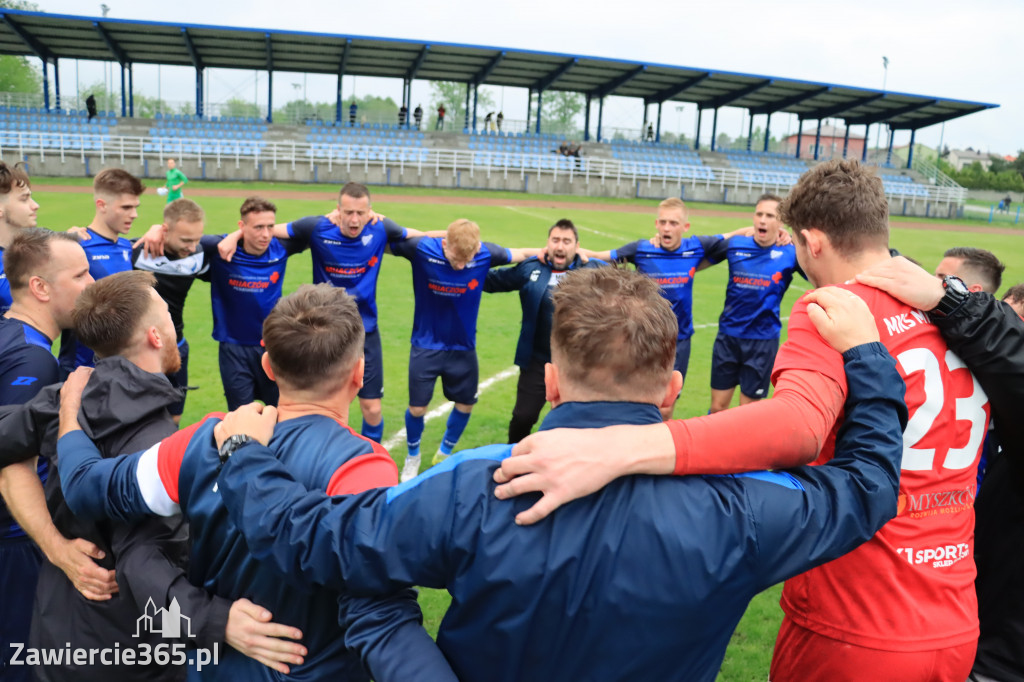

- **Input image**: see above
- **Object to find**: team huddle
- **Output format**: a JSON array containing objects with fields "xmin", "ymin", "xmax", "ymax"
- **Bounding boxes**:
[{"xmin": 0, "ymin": 158, "xmax": 1021, "ymax": 681}]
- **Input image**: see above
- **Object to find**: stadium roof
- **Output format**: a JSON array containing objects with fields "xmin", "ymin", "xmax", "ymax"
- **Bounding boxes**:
[{"xmin": 0, "ymin": 8, "xmax": 997, "ymax": 131}]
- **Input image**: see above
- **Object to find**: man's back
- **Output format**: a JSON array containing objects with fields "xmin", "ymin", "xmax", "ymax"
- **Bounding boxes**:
[
  {"xmin": 218, "ymin": 347, "xmax": 905, "ymax": 682},
  {"xmin": 773, "ymin": 283, "xmax": 988, "ymax": 651}
]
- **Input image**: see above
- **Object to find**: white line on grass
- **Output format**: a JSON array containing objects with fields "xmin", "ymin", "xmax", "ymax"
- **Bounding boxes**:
[
  {"xmin": 504, "ymin": 206, "xmax": 630, "ymax": 241},
  {"xmin": 382, "ymin": 366, "xmax": 520, "ymax": 451}
]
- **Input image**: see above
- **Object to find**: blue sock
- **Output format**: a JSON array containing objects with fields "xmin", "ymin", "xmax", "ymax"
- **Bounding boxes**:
[
  {"xmin": 361, "ymin": 418, "xmax": 384, "ymax": 443},
  {"xmin": 440, "ymin": 409, "xmax": 471, "ymax": 455},
  {"xmin": 405, "ymin": 409, "xmax": 424, "ymax": 457}
]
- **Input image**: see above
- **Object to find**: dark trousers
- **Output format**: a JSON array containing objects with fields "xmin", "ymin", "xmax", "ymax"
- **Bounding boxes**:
[{"xmin": 509, "ymin": 359, "xmax": 547, "ymax": 443}]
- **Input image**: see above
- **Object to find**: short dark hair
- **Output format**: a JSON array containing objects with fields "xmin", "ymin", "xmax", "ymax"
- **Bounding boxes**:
[
  {"xmin": 240, "ymin": 196, "xmax": 277, "ymax": 218},
  {"xmin": 339, "ymin": 182, "xmax": 371, "ymax": 202},
  {"xmin": 4, "ymin": 228, "xmax": 81, "ymax": 293},
  {"xmin": 780, "ymin": 160, "xmax": 889, "ymax": 257},
  {"xmin": 93, "ymin": 168, "xmax": 144, "ymax": 197},
  {"xmin": 551, "ymin": 267, "xmax": 676, "ymax": 399},
  {"xmin": 262, "ymin": 284, "xmax": 365, "ymax": 392},
  {"xmin": 163, "ymin": 198, "xmax": 205, "ymax": 228},
  {"xmin": 943, "ymin": 246, "xmax": 1005, "ymax": 294},
  {"xmin": 1002, "ymin": 283, "xmax": 1024, "ymax": 305},
  {"xmin": 756, "ymin": 193, "xmax": 783, "ymax": 205},
  {"xmin": 548, "ymin": 219, "xmax": 578, "ymax": 241},
  {"xmin": 0, "ymin": 160, "xmax": 31, "ymax": 197},
  {"xmin": 72, "ymin": 270, "xmax": 157, "ymax": 358}
]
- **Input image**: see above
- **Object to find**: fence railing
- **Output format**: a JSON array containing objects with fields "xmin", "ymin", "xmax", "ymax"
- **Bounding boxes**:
[{"xmin": 0, "ymin": 131, "xmax": 966, "ymax": 205}]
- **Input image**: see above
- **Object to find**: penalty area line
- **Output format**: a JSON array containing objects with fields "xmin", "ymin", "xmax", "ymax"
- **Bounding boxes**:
[{"xmin": 382, "ymin": 366, "xmax": 520, "ymax": 451}]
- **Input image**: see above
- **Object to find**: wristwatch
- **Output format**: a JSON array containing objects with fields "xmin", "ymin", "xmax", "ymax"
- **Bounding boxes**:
[
  {"xmin": 928, "ymin": 275, "xmax": 970, "ymax": 318},
  {"xmin": 218, "ymin": 434, "xmax": 257, "ymax": 464}
]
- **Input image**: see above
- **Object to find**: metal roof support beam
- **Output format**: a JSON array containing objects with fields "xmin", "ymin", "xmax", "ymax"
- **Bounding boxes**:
[
  {"xmin": 465, "ymin": 82, "xmax": 471, "ymax": 132},
  {"xmin": 703, "ymin": 79, "xmax": 772, "ymax": 110},
  {"xmin": 749, "ymin": 86, "xmax": 829, "ymax": 115},
  {"xmin": 862, "ymin": 124, "xmax": 869, "ymax": 162},
  {"xmin": 535, "ymin": 88, "xmax": 542, "ymax": 134},
  {"xmin": 473, "ymin": 50, "xmax": 503, "ymax": 85},
  {"xmin": 408, "ymin": 44, "xmax": 430, "ymax": 82},
  {"xmin": 694, "ymin": 108, "xmax": 702, "ymax": 150},
  {"xmin": 41, "ymin": 58, "xmax": 49, "ymax": 111},
  {"xmin": 746, "ymin": 113, "xmax": 754, "ymax": 152},
  {"xmin": 795, "ymin": 120, "xmax": 803, "ymax": 159},
  {"xmin": 655, "ymin": 101, "xmax": 663, "ymax": 143},
  {"xmin": 120, "ymin": 63, "xmax": 127, "ymax": 118},
  {"xmin": 813, "ymin": 118, "xmax": 822, "ymax": 160},
  {"xmin": 907, "ymin": 128, "xmax": 916, "ymax": 169},
  {"xmin": 336, "ymin": 38, "xmax": 350, "ymax": 124},
  {"xmin": 128, "ymin": 63, "xmax": 134, "ymax": 117},
  {"xmin": 591, "ymin": 65, "xmax": 644, "ymax": 99},
  {"xmin": 472, "ymin": 82, "xmax": 478, "ymax": 132},
  {"xmin": 804, "ymin": 93, "xmax": 884, "ymax": 121},
  {"xmin": 53, "ymin": 57, "xmax": 60, "ymax": 111},
  {"xmin": 1, "ymin": 14, "xmax": 53, "ymax": 61},
  {"xmin": 886, "ymin": 126, "xmax": 895, "ymax": 166},
  {"xmin": 846, "ymin": 99, "xmax": 937, "ymax": 126},
  {"xmin": 842, "ymin": 123, "xmax": 850, "ymax": 159},
  {"xmin": 265, "ymin": 33, "xmax": 273, "ymax": 123},
  {"xmin": 710, "ymin": 108, "xmax": 719, "ymax": 151},
  {"xmin": 94, "ymin": 22, "xmax": 127, "ymax": 65},
  {"xmin": 182, "ymin": 29, "xmax": 205, "ymax": 119},
  {"xmin": 596, "ymin": 95, "xmax": 604, "ymax": 143},
  {"xmin": 646, "ymin": 72, "xmax": 711, "ymax": 105},
  {"xmin": 583, "ymin": 93, "xmax": 591, "ymax": 142},
  {"xmin": 763, "ymin": 112, "xmax": 771, "ymax": 152},
  {"xmin": 535, "ymin": 59, "xmax": 577, "ymax": 92}
]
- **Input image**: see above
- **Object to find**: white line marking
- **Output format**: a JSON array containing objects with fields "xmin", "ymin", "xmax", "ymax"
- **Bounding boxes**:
[
  {"xmin": 504, "ymin": 206, "xmax": 630, "ymax": 241},
  {"xmin": 382, "ymin": 366, "xmax": 520, "ymax": 451}
]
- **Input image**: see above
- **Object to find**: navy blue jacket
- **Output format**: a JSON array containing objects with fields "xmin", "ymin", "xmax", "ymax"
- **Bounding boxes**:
[
  {"xmin": 204, "ymin": 343, "xmax": 906, "ymax": 682},
  {"xmin": 484, "ymin": 255, "xmax": 606, "ymax": 367}
]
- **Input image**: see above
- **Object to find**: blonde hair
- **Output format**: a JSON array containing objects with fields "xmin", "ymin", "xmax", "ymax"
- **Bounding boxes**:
[
  {"xmin": 658, "ymin": 197, "xmax": 688, "ymax": 219},
  {"xmin": 446, "ymin": 219, "xmax": 481, "ymax": 260}
]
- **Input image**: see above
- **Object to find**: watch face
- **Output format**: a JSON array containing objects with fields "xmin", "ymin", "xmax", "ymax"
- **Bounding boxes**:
[{"xmin": 945, "ymin": 276, "xmax": 969, "ymax": 294}]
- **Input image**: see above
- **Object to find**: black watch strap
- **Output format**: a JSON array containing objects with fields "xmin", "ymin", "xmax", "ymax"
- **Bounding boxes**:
[
  {"xmin": 929, "ymin": 275, "xmax": 969, "ymax": 318},
  {"xmin": 218, "ymin": 434, "xmax": 256, "ymax": 464}
]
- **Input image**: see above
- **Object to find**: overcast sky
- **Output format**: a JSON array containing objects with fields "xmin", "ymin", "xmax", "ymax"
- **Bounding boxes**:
[{"xmin": 30, "ymin": 0, "xmax": 1020, "ymax": 155}]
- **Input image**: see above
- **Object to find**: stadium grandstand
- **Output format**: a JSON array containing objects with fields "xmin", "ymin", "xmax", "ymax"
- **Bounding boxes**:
[{"xmin": 0, "ymin": 8, "xmax": 996, "ymax": 217}]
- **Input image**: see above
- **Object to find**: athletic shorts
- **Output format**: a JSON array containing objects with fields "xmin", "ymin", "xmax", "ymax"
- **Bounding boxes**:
[
  {"xmin": 219, "ymin": 342, "xmax": 279, "ymax": 411},
  {"xmin": 408, "ymin": 346, "xmax": 478, "ymax": 407},
  {"xmin": 359, "ymin": 328, "xmax": 384, "ymax": 400},
  {"xmin": 770, "ymin": 617, "xmax": 977, "ymax": 682},
  {"xmin": 674, "ymin": 337, "xmax": 692, "ymax": 377},
  {"xmin": 166, "ymin": 338, "xmax": 189, "ymax": 416},
  {"xmin": 710, "ymin": 334, "xmax": 779, "ymax": 399}
]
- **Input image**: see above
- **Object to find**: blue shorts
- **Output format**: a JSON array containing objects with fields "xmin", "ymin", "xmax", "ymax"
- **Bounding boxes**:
[
  {"xmin": 166, "ymin": 338, "xmax": 189, "ymax": 416},
  {"xmin": 219, "ymin": 342, "xmax": 279, "ymax": 411},
  {"xmin": 359, "ymin": 328, "xmax": 384, "ymax": 400},
  {"xmin": 674, "ymin": 337, "xmax": 692, "ymax": 377},
  {"xmin": 408, "ymin": 346, "xmax": 478, "ymax": 407},
  {"xmin": 710, "ymin": 334, "xmax": 779, "ymax": 399}
]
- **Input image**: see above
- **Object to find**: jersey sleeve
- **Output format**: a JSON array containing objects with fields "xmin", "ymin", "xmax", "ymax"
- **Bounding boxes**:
[
  {"xmin": 390, "ymin": 236, "xmax": 422, "ymax": 261},
  {"xmin": 380, "ymin": 217, "xmax": 408, "ymax": 243},
  {"xmin": 483, "ymin": 242, "xmax": 512, "ymax": 267},
  {"xmin": 484, "ymin": 262, "xmax": 530, "ymax": 293},
  {"xmin": 771, "ymin": 295, "xmax": 847, "ymax": 392},
  {"xmin": 286, "ymin": 216, "xmax": 319, "ymax": 249},
  {"xmin": 610, "ymin": 240, "xmax": 641, "ymax": 263},
  {"xmin": 744, "ymin": 342, "xmax": 907, "ymax": 590},
  {"xmin": 0, "ymin": 347, "xmax": 59, "ymax": 406},
  {"xmin": 701, "ymin": 234, "xmax": 729, "ymax": 264},
  {"xmin": 325, "ymin": 448, "xmax": 399, "ymax": 496}
]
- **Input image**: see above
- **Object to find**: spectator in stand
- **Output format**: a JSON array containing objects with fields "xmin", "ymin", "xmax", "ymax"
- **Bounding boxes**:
[
  {"xmin": 413, "ymin": 104, "xmax": 423, "ymax": 130},
  {"xmin": 646, "ymin": 123, "xmax": 654, "ymax": 142},
  {"xmin": 349, "ymin": 101, "xmax": 357, "ymax": 127},
  {"xmin": 436, "ymin": 104, "xmax": 446, "ymax": 131},
  {"xmin": 86, "ymin": 95, "xmax": 97, "ymax": 123},
  {"xmin": 483, "ymin": 112, "xmax": 493, "ymax": 132},
  {"xmin": 496, "ymin": 111, "xmax": 504, "ymax": 132},
  {"xmin": 398, "ymin": 105, "xmax": 408, "ymax": 128}
]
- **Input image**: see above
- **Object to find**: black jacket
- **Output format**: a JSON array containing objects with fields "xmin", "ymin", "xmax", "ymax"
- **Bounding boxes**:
[
  {"xmin": 933, "ymin": 294, "xmax": 1024, "ymax": 679},
  {"xmin": 0, "ymin": 356, "xmax": 230, "ymax": 681}
]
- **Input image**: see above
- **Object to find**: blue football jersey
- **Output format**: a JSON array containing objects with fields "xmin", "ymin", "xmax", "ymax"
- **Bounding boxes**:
[
  {"xmin": 612, "ymin": 235, "xmax": 719, "ymax": 339},
  {"xmin": 204, "ymin": 235, "xmax": 300, "ymax": 346},
  {"xmin": 287, "ymin": 216, "xmax": 407, "ymax": 333},
  {"xmin": 0, "ymin": 246, "xmax": 11, "ymax": 315},
  {"xmin": 393, "ymin": 237, "xmax": 511, "ymax": 351},
  {"xmin": 0, "ymin": 316, "xmax": 57, "ymax": 539},
  {"xmin": 706, "ymin": 236, "xmax": 798, "ymax": 339},
  {"xmin": 61, "ymin": 228, "xmax": 134, "ymax": 369}
]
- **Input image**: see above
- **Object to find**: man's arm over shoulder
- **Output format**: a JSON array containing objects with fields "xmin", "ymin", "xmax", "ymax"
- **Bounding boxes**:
[
  {"xmin": 389, "ymin": 235, "xmax": 423, "ymax": 261},
  {"xmin": 0, "ymin": 383, "xmax": 58, "ymax": 467},
  {"xmin": 747, "ymin": 342, "xmax": 907, "ymax": 590},
  {"xmin": 484, "ymin": 259, "xmax": 532, "ymax": 293}
]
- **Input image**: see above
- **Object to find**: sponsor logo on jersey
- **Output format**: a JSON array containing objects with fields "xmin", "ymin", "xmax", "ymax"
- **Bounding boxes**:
[
  {"xmin": 428, "ymin": 281, "xmax": 467, "ymax": 295},
  {"xmin": 654, "ymin": 274, "xmax": 691, "ymax": 286},
  {"xmin": 269, "ymin": 271, "xmax": 280, "ymax": 284},
  {"xmin": 896, "ymin": 543, "xmax": 970, "ymax": 568},
  {"xmin": 883, "ymin": 309, "xmax": 930, "ymax": 336},
  {"xmin": 467, "ymin": 279, "xmax": 479, "ymax": 290},
  {"xmin": 91, "ymin": 254, "xmax": 110, "ymax": 260},
  {"xmin": 227, "ymin": 278, "xmax": 270, "ymax": 289},
  {"xmin": 732, "ymin": 275, "xmax": 772, "ymax": 288},
  {"xmin": 771, "ymin": 271, "xmax": 783, "ymax": 283},
  {"xmin": 770, "ymin": 249, "xmax": 784, "ymax": 259},
  {"xmin": 361, "ymin": 234, "xmax": 373, "ymax": 246},
  {"xmin": 367, "ymin": 256, "xmax": 379, "ymax": 267},
  {"xmin": 326, "ymin": 264, "xmax": 367, "ymax": 277},
  {"xmin": 736, "ymin": 252, "xmax": 751, "ymax": 257},
  {"xmin": 530, "ymin": 270, "xmax": 541, "ymax": 282},
  {"xmin": 897, "ymin": 484, "xmax": 976, "ymax": 518}
]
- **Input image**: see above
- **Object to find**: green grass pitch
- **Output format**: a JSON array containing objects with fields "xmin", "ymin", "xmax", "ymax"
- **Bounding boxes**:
[{"xmin": 31, "ymin": 179, "xmax": 1024, "ymax": 680}]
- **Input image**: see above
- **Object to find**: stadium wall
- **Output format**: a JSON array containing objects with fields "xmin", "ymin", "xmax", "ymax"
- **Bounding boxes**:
[{"xmin": 17, "ymin": 152, "xmax": 960, "ymax": 218}]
